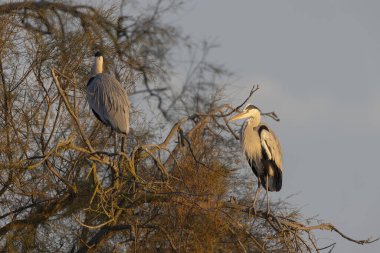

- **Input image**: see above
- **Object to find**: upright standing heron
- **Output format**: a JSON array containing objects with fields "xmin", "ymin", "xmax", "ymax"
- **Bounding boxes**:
[
  {"xmin": 229, "ymin": 104, "xmax": 282, "ymax": 212},
  {"xmin": 86, "ymin": 52, "xmax": 130, "ymax": 139}
]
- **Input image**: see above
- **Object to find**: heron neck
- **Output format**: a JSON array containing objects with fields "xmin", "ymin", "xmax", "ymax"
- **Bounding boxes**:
[
  {"xmin": 247, "ymin": 116, "xmax": 260, "ymax": 128},
  {"xmin": 91, "ymin": 57, "xmax": 103, "ymax": 77}
]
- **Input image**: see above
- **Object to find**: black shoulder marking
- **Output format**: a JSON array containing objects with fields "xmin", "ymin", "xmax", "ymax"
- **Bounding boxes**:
[
  {"xmin": 95, "ymin": 51, "xmax": 103, "ymax": 57},
  {"xmin": 87, "ymin": 77, "xmax": 95, "ymax": 87},
  {"xmin": 258, "ymin": 125, "xmax": 269, "ymax": 135}
]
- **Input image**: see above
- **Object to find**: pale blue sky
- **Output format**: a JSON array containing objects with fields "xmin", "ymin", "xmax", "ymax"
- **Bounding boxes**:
[{"xmin": 168, "ymin": 1, "xmax": 380, "ymax": 252}]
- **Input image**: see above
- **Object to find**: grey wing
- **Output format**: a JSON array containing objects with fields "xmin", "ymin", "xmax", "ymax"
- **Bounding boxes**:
[
  {"xmin": 259, "ymin": 127, "xmax": 282, "ymax": 171},
  {"xmin": 86, "ymin": 74, "xmax": 130, "ymax": 134}
]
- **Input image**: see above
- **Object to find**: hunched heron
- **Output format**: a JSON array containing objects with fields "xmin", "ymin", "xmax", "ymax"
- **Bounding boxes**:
[{"xmin": 86, "ymin": 51, "xmax": 130, "ymax": 136}]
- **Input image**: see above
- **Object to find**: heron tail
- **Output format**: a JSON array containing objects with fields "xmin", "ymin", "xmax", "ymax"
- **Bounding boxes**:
[{"xmin": 262, "ymin": 163, "xmax": 282, "ymax": 192}]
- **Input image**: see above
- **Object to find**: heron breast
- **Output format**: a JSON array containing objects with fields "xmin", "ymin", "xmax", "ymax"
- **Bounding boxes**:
[{"xmin": 242, "ymin": 126, "xmax": 262, "ymax": 163}]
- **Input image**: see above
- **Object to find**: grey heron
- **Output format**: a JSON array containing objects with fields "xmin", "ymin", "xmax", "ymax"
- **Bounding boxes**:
[
  {"xmin": 230, "ymin": 104, "xmax": 282, "ymax": 211},
  {"xmin": 86, "ymin": 52, "xmax": 130, "ymax": 136}
]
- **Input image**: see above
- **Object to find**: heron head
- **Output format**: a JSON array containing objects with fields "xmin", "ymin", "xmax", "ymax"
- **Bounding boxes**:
[
  {"xmin": 95, "ymin": 51, "xmax": 103, "ymax": 57},
  {"xmin": 229, "ymin": 104, "xmax": 261, "ymax": 122},
  {"xmin": 91, "ymin": 51, "xmax": 104, "ymax": 76}
]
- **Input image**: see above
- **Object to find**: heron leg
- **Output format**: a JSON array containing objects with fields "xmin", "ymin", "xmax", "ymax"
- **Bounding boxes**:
[
  {"xmin": 266, "ymin": 174, "xmax": 270, "ymax": 215},
  {"xmin": 114, "ymin": 132, "xmax": 118, "ymax": 154},
  {"xmin": 119, "ymin": 135, "xmax": 126, "ymax": 178},
  {"xmin": 120, "ymin": 135, "xmax": 125, "ymax": 153},
  {"xmin": 111, "ymin": 132, "xmax": 120, "ymax": 185},
  {"xmin": 252, "ymin": 178, "xmax": 261, "ymax": 214}
]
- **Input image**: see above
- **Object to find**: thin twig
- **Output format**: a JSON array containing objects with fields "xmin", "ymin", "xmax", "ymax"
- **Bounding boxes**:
[
  {"xmin": 74, "ymin": 216, "xmax": 114, "ymax": 230},
  {"xmin": 261, "ymin": 111, "xmax": 280, "ymax": 122},
  {"xmin": 318, "ymin": 242, "xmax": 336, "ymax": 251}
]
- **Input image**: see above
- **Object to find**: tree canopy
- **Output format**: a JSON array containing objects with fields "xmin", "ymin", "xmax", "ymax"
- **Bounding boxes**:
[{"xmin": 0, "ymin": 1, "xmax": 377, "ymax": 252}]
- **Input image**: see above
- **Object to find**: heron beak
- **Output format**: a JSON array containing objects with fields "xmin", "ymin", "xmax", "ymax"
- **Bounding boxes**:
[{"xmin": 229, "ymin": 111, "xmax": 250, "ymax": 122}]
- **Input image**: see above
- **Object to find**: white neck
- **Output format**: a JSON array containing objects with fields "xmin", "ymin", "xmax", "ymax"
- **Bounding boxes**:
[{"xmin": 91, "ymin": 56, "xmax": 103, "ymax": 77}]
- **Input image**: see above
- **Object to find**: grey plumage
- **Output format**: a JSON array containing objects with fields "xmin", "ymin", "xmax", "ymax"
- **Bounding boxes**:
[
  {"xmin": 86, "ymin": 52, "xmax": 130, "ymax": 135},
  {"xmin": 231, "ymin": 104, "xmax": 283, "ymax": 192}
]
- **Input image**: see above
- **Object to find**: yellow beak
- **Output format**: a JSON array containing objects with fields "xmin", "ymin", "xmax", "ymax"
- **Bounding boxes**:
[{"xmin": 229, "ymin": 111, "xmax": 250, "ymax": 122}]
